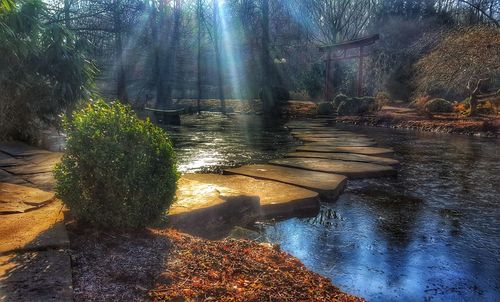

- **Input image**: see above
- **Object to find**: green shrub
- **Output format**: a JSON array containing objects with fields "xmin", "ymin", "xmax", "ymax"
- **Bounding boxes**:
[
  {"xmin": 316, "ymin": 102, "xmax": 335, "ymax": 115},
  {"xmin": 337, "ymin": 97, "xmax": 377, "ymax": 116},
  {"xmin": 54, "ymin": 100, "xmax": 179, "ymax": 229},
  {"xmin": 424, "ymin": 98, "xmax": 453, "ymax": 113},
  {"xmin": 332, "ymin": 93, "xmax": 349, "ymax": 110}
]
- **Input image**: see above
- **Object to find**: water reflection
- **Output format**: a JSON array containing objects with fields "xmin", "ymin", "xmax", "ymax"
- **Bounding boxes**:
[{"xmin": 163, "ymin": 114, "xmax": 499, "ymax": 301}]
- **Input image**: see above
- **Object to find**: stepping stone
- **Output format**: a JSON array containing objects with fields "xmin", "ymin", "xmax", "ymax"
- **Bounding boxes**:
[
  {"xmin": 292, "ymin": 134, "xmax": 371, "ymax": 141},
  {"xmin": 0, "ymin": 152, "xmax": 21, "ymax": 167},
  {"xmin": 23, "ymin": 172, "xmax": 56, "ymax": 192},
  {"xmin": 4, "ymin": 153, "xmax": 61, "ymax": 176},
  {"xmin": 285, "ymin": 121, "xmax": 330, "ymax": 129},
  {"xmin": 0, "ymin": 200, "xmax": 68, "ymax": 254},
  {"xmin": 0, "ymin": 142, "xmax": 51, "ymax": 157},
  {"xmin": 184, "ymin": 174, "xmax": 320, "ymax": 218},
  {"xmin": 296, "ymin": 145, "xmax": 394, "ymax": 157},
  {"xmin": 225, "ymin": 164, "xmax": 347, "ymax": 202},
  {"xmin": 286, "ymin": 152, "xmax": 400, "ymax": 166},
  {"xmin": 269, "ymin": 158, "xmax": 396, "ymax": 179},
  {"xmin": 299, "ymin": 141, "xmax": 377, "ymax": 147},
  {"xmin": 0, "ymin": 170, "xmax": 27, "ymax": 185},
  {"xmin": 0, "ymin": 250, "xmax": 73, "ymax": 302},
  {"xmin": 167, "ymin": 178, "xmax": 260, "ymax": 237},
  {"xmin": 292, "ymin": 132, "xmax": 368, "ymax": 139},
  {"xmin": 0, "ymin": 183, "xmax": 55, "ymax": 214}
]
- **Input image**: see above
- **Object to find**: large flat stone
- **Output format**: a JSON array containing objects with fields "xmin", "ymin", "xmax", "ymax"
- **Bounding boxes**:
[
  {"xmin": 167, "ymin": 178, "xmax": 260, "ymax": 236},
  {"xmin": 0, "ymin": 142, "xmax": 51, "ymax": 157},
  {"xmin": 0, "ymin": 153, "xmax": 20, "ymax": 168},
  {"xmin": 23, "ymin": 173, "xmax": 56, "ymax": 192},
  {"xmin": 0, "ymin": 200, "xmax": 68, "ymax": 254},
  {"xmin": 293, "ymin": 135, "xmax": 373, "ymax": 143},
  {"xmin": 0, "ymin": 183, "xmax": 55, "ymax": 214},
  {"xmin": 285, "ymin": 121, "xmax": 330, "ymax": 129},
  {"xmin": 286, "ymin": 152, "xmax": 400, "ymax": 166},
  {"xmin": 299, "ymin": 141, "xmax": 377, "ymax": 147},
  {"xmin": 269, "ymin": 158, "xmax": 397, "ymax": 179},
  {"xmin": 0, "ymin": 170, "xmax": 26, "ymax": 185},
  {"xmin": 4, "ymin": 153, "xmax": 61, "ymax": 176},
  {"xmin": 0, "ymin": 250, "xmax": 73, "ymax": 302},
  {"xmin": 296, "ymin": 145, "xmax": 394, "ymax": 157},
  {"xmin": 225, "ymin": 164, "xmax": 347, "ymax": 202},
  {"xmin": 183, "ymin": 174, "xmax": 320, "ymax": 218}
]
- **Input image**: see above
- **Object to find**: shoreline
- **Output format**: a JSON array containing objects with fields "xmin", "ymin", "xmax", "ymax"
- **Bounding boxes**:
[{"xmin": 335, "ymin": 113, "xmax": 500, "ymax": 138}]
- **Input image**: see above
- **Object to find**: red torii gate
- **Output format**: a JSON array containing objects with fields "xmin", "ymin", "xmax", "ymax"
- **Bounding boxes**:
[{"xmin": 319, "ymin": 34, "xmax": 379, "ymax": 101}]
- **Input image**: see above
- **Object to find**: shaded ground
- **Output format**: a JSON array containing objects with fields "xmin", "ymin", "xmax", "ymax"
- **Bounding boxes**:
[{"xmin": 336, "ymin": 106, "xmax": 500, "ymax": 137}]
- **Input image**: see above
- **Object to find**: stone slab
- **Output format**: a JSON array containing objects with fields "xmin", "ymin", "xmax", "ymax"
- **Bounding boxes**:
[
  {"xmin": 0, "ymin": 183, "xmax": 55, "ymax": 214},
  {"xmin": 0, "ymin": 153, "xmax": 20, "ymax": 168},
  {"xmin": 0, "ymin": 250, "xmax": 73, "ymax": 302},
  {"xmin": 167, "ymin": 178, "xmax": 261, "ymax": 235},
  {"xmin": 0, "ymin": 170, "xmax": 26, "ymax": 185},
  {"xmin": 23, "ymin": 173, "xmax": 56, "ymax": 192},
  {"xmin": 23, "ymin": 153, "xmax": 63, "ymax": 165},
  {"xmin": 183, "ymin": 174, "xmax": 320, "ymax": 218},
  {"xmin": 296, "ymin": 145, "xmax": 394, "ymax": 157},
  {"xmin": 0, "ymin": 200, "xmax": 68, "ymax": 254},
  {"xmin": 0, "ymin": 142, "xmax": 51, "ymax": 157},
  {"xmin": 224, "ymin": 164, "xmax": 347, "ymax": 202},
  {"xmin": 269, "ymin": 158, "xmax": 397, "ymax": 179},
  {"xmin": 299, "ymin": 141, "xmax": 377, "ymax": 147},
  {"xmin": 286, "ymin": 152, "xmax": 400, "ymax": 166}
]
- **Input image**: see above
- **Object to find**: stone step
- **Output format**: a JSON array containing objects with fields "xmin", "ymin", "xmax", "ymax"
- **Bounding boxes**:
[
  {"xmin": 269, "ymin": 158, "xmax": 396, "ymax": 179},
  {"xmin": 296, "ymin": 145, "xmax": 394, "ymax": 157},
  {"xmin": 286, "ymin": 152, "xmax": 400, "ymax": 166},
  {"xmin": 183, "ymin": 174, "xmax": 320, "ymax": 219},
  {"xmin": 167, "ymin": 178, "xmax": 260, "ymax": 238},
  {"xmin": 0, "ymin": 142, "xmax": 52, "ymax": 157},
  {"xmin": 224, "ymin": 164, "xmax": 347, "ymax": 202}
]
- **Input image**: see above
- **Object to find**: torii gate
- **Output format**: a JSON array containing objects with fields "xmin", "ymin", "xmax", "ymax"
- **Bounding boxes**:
[{"xmin": 319, "ymin": 34, "xmax": 379, "ymax": 101}]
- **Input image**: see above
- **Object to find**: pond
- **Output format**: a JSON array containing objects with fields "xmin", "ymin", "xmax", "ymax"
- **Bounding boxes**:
[{"xmin": 167, "ymin": 113, "xmax": 500, "ymax": 302}]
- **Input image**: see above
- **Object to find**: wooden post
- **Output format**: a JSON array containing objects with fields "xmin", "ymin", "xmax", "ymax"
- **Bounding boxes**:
[
  {"xmin": 357, "ymin": 46, "xmax": 364, "ymax": 97},
  {"xmin": 325, "ymin": 52, "xmax": 331, "ymax": 101}
]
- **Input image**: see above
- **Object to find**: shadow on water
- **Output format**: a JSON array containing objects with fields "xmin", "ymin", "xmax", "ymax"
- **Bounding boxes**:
[{"xmin": 150, "ymin": 115, "xmax": 499, "ymax": 302}]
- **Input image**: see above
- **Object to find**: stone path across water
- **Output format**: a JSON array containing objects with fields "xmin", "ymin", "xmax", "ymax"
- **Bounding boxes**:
[
  {"xmin": 286, "ymin": 152, "xmax": 400, "ymax": 166},
  {"xmin": 269, "ymin": 158, "xmax": 397, "ymax": 179},
  {"xmin": 296, "ymin": 145, "xmax": 394, "ymax": 156},
  {"xmin": 224, "ymin": 164, "xmax": 347, "ymax": 202}
]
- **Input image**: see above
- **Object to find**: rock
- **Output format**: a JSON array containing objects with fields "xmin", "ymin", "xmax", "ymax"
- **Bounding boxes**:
[
  {"xmin": 0, "ymin": 153, "xmax": 20, "ymax": 168},
  {"xmin": 292, "ymin": 133, "xmax": 369, "ymax": 139},
  {"xmin": 269, "ymin": 158, "xmax": 397, "ymax": 179},
  {"xmin": 167, "ymin": 178, "xmax": 260, "ymax": 238},
  {"xmin": 183, "ymin": 174, "xmax": 320, "ymax": 219},
  {"xmin": 297, "ymin": 140, "xmax": 377, "ymax": 147},
  {"xmin": 224, "ymin": 164, "xmax": 347, "ymax": 202},
  {"xmin": 22, "ymin": 173, "xmax": 56, "ymax": 192},
  {"xmin": 0, "ymin": 183, "xmax": 55, "ymax": 214},
  {"xmin": 284, "ymin": 121, "xmax": 328, "ymax": 129},
  {"xmin": 0, "ymin": 200, "xmax": 68, "ymax": 254},
  {"xmin": 4, "ymin": 153, "xmax": 61, "ymax": 176},
  {"xmin": 227, "ymin": 226, "xmax": 263, "ymax": 241},
  {"xmin": 286, "ymin": 152, "xmax": 400, "ymax": 166},
  {"xmin": 296, "ymin": 145, "xmax": 394, "ymax": 157},
  {"xmin": 0, "ymin": 142, "xmax": 51, "ymax": 157},
  {"xmin": 0, "ymin": 250, "xmax": 73, "ymax": 302},
  {"xmin": 0, "ymin": 170, "xmax": 27, "ymax": 185}
]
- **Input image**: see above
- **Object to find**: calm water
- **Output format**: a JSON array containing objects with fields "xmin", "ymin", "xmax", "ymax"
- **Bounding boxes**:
[{"xmin": 166, "ymin": 114, "xmax": 500, "ymax": 302}]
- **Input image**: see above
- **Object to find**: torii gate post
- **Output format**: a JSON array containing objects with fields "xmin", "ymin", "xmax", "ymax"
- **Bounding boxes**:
[{"xmin": 319, "ymin": 34, "xmax": 379, "ymax": 101}]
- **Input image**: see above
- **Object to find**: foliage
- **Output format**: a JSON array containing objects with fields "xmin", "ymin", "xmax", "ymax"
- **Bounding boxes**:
[
  {"xmin": 54, "ymin": 100, "xmax": 179, "ymax": 230},
  {"xmin": 302, "ymin": 63, "xmax": 323, "ymax": 99},
  {"xmin": 337, "ymin": 97, "xmax": 377, "ymax": 116},
  {"xmin": 424, "ymin": 98, "xmax": 453, "ymax": 113},
  {"xmin": 316, "ymin": 102, "xmax": 335, "ymax": 115},
  {"xmin": 332, "ymin": 93, "xmax": 349, "ymax": 110},
  {"xmin": 415, "ymin": 25, "xmax": 500, "ymax": 99},
  {"xmin": 0, "ymin": 0, "xmax": 95, "ymax": 140}
]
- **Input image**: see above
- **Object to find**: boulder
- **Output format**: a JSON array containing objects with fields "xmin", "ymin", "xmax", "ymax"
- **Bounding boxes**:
[
  {"xmin": 183, "ymin": 174, "xmax": 320, "ymax": 219},
  {"xmin": 424, "ymin": 98, "xmax": 453, "ymax": 113},
  {"xmin": 316, "ymin": 102, "xmax": 335, "ymax": 115},
  {"xmin": 269, "ymin": 158, "xmax": 397, "ymax": 179},
  {"xmin": 225, "ymin": 164, "xmax": 347, "ymax": 202}
]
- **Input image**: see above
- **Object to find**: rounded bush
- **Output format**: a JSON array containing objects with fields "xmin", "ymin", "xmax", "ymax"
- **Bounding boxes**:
[
  {"xmin": 316, "ymin": 102, "xmax": 335, "ymax": 115},
  {"xmin": 54, "ymin": 100, "xmax": 179, "ymax": 229},
  {"xmin": 424, "ymin": 98, "xmax": 453, "ymax": 113},
  {"xmin": 337, "ymin": 97, "xmax": 376, "ymax": 116},
  {"xmin": 332, "ymin": 93, "xmax": 349, "ymax": 110}
]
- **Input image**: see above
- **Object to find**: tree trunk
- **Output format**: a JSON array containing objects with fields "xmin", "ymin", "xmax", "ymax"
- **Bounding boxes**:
[
  {"xmin": 197, "ymin": 0, "xmax": 203, "ymax": 113},
  {"xmin": 260, "ymin": 0, "xmax": 274, "ymax": 113},
  {"xmin": 114, "ymin": 0, "xmax": 128, "ymax": 103},
  {"xmin": 213, "ymin": 0, "xmax": 226, "ymax": 114}
]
